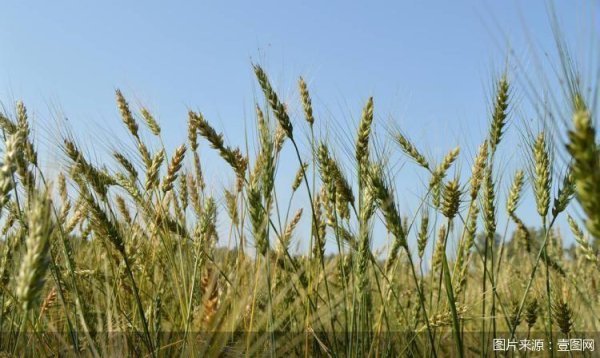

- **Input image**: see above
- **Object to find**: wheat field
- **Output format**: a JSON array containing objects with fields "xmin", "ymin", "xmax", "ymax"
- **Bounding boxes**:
[{"xmin": 0, "ymin": 46, "xmax": 599, "ymax": 357}]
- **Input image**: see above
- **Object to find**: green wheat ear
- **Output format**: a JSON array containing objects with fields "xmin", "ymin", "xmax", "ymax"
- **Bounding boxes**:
[
  {"xmin": 441, "ymin": 178, "xmax": 461, "ymax": 220},
  {"xmin": 16, "ymin": 192, "xmax": 53, "ymax": 313},
  {"xmin": 253, "ymin": 64, "xmax": 293, "ymax": 139},
  {"xmin": 162, "ymin": 145, "xmax": 187, "ymax": 193},
  {"xmin": 533, "ymin": 132, "xmax": 552, "ymax": 219},
  {"xmin": 355, "ymin": 97, "xmax": 374, "ymax": 170},
  {"xmin": 116, "ymin": 89, "xmax": 139, "ymax": 138},
  {"xmin": 506, "ymin": 170, "xmax": 525, "ymax": 216},
  {"xmin": 489, "ymin": 76, "xmax": 509, "ymax": 154},
  {"xmin": 525, "ymin": 298, "xmax": 539, "ymax": 329},
  {"xmin": 394, "ymin": 132, "xmax": 430, "ymax": 170},
  {"xmin": 298, "ymin": 77, "xmax": 315, "ymax": 127},
  {"xmin": 417, "ymin": 212, "xmax": 429, "ymax": 259},
  {"xmin": 430, "ymin": 146, "xmax": 460, "ymax": 189},
  {"xmin": 566, "ymin": 100, "xmax": 600, "ymax": 239},
  {"xmin": 552, "ymin": 292, "xmax": 574, "ymax": 335},
  {"xmin": 0, "ymin": 133, "xmax": 21, "ymax": 212},
  {"xmin": 141, "ymin": 107, "xmax": 161, "ymax": 136}
]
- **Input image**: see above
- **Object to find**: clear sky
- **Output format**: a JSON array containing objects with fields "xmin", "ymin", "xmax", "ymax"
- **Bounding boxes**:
[{"xmin": 0, "ymin": 1, "xmax": 597, "ymax": 251}]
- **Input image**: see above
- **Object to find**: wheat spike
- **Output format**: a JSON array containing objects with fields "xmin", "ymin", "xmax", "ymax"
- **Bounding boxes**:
[
  {"xmin": 394, "ymin": 132, "xmax": 430, "ymax": 170},
  {"xmin": 254, "ymin": 64, "xmax": 293, "ymax": 139},
  {"xmin": 533, "ymin": 132, "xmax": 552, "ymax": 218},
  {"xmin": 145, "ymin": 149, "xmax": 165, "ymax": 191},
  {"xmin": 116, "ymin": 195, "xmax": 132, "ymax": 224},
  {"xmin": 298, "ymin": 77, "xmax": 315, "ymax": 126},
  {"xmin": 113, "ymin": 151, "xmax": 138, "ymax": 180},
  {"xmin": 568, "ymin": 215, "xmax": 598, "ymax": 266},
  {"xmin": 489, "ymin": 76, "xmax": 509, "ymax": 154},
  {"xmin": 552, "ymin": 168, "xmax": 574, "ymax": 217},
  {"xmin": 441, "ymin": 178, "xmax": 461, "ymax": 219},
  {"xmin": 430, "ymin": 147, "xmax": 460, "ymax": 189},
  {"xmin": 162, "ymin": 145, "xmax": 187, "ymax": 193},
  {"xmin": 16, "ymin": 193, "xmax": 52, "ymax": 312},
  {"xmin": 417, "ymin": 212, "xmax": 429, "ymax": 259},
  {"xmin": 470, "ymin": 141, "xmax": 488, "ymax": 201},
  {"xmin": 0, "ymin": 133, "xmax": 20, "ymax": 211},
  {"xmin": 292, "ymin": 162, "xmax": 308, "ymax": 192},
  {"xmin": 201, "ymin": 268, "xmax": 219, "ymax": 327},
  {"xmin": 140, "ymin": 107, "xmax": 161, "ymax": 136},
  {"xmin": 566, "ymin": 103, "xmax": 600, "ymax": 239},
  {"xmin": 248, "ymin": 165, "xmax": 268, "ymax": 256},
  {"xmin": 39, "ymin": 286, "xmax": 58, "ymax": 318},
  {"xmin": 191, "ymin": 111, "xmax": 247, "ymax": 181},
  {"xmin": 317, "ymin": 143, "xmax": 354, "ymax": 209},
  {"xmin": 355, "ymin": 97, "xmax": 374, "ymax": 170},
  {"xmin": 369, "ymin": 164, "xmax": 405, "ymax": 248},
  {"xmin": 116, "ymin": 89, "xmax": 139, "ymax": 138},
  {"xmin": 280, "ymin": 208, "xmax": 303, "ymax": 254},
  {"xmin": 432, "ymin": 225, "xmax": 447, "ymax": 273},
  {"xmin": 525, "ymin": 298, "xmax": 539, "ymax": 329},
  {"xmin": 506, "ymin": 170, "xmax": 525, "ymax": 216},
  {"xmin": 464, "ymin": 201, "xmax": 479, "ymax": 251},
  {"xmin": 483, "ymin": 168, "xmax": 496, "ymax": 240},
  {"xmin": 0, "ymin": 113, "xmax": 17, "ymax": 134},
  {"xmin": 552, "ymin": 295, "xmax": 573, "ymax": 335}
]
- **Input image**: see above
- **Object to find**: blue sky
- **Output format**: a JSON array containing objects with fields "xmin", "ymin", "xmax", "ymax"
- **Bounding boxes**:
[{"xmin": 0, "ymin": 1, "xmax": 596, "ymax": 251}]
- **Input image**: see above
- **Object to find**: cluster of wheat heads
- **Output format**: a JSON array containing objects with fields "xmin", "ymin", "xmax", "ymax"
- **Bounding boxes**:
[{"xmin": 0, "ymin": 66, "xmax": 598, "ymax": 357}]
